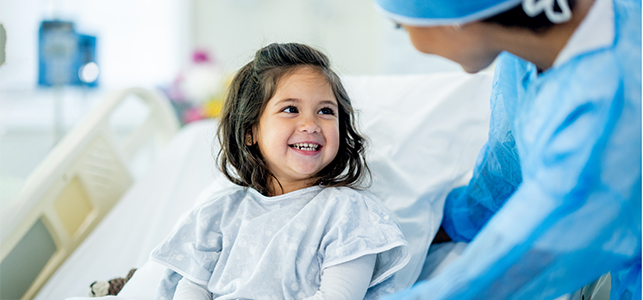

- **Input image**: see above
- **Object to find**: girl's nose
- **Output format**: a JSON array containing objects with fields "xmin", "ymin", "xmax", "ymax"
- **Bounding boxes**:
[{"xmin": 298, "ymin": 115, "xmax": 320, "ymax": 133}]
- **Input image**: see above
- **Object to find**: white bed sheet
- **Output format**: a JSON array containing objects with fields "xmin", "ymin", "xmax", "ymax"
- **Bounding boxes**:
[{"xmin": 37, "ymin": 72, "xmax": 493, "ymax": 300}]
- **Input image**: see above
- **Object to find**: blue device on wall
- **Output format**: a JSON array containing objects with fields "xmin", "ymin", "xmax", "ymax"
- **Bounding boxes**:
[{"xmin": 38, "ymin": 20, "xmax": 98, "ymax": 87}]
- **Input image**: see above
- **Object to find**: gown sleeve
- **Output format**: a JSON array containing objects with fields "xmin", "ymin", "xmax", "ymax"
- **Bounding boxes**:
[
  {"xmin": 441, "ymin": 52, "xmax": 526, "ymax": 242},
  {"xmin": 318, "ymin": 189, "xmax": 410, "ymax": 298},
  {"xmin": 386, "ymin": 51, "xmax": 642, "ymax": 299},
  {"xmin": 151, "ymin": 201, "xmax": 224, "ymax": 285}
]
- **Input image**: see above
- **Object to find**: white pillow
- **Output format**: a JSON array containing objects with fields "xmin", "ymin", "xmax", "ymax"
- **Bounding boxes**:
[{"xmin": 343, "ymin": 72, "xmax": 492, "ymax": 287}]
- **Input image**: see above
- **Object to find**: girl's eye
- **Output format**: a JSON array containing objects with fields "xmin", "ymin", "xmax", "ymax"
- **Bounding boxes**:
[
  {"xmin": 282, "ymin": 106, "xmax": 298, "ymax": 113},
  {"xmin": 318, "ymin": 107, "xmax": 335, "ymax": 115}
]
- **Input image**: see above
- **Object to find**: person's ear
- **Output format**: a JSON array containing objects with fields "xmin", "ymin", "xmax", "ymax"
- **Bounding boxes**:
[{"xmin": 245, "ymin": 133, "xmax": 253, "ymax": 146}]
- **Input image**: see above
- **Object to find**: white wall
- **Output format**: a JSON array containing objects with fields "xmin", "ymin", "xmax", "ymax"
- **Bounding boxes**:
[
  {"xmin": 0, "ymin": 0, "xmax": 192, "ymax": 89},
  {"xmin": 191, "ymin": 0, "xmax": 462, "ymax": 75},
  {"xmin": 0, "ymin": 0, "xmax": 464, "ymax": 207},
  {"xmin": 0, "ymin": 0, "xmax": 463, "ymax": 87},
  {"xmin": 0, "ymin": 0, "xmax": 193, "ymax": 207}
]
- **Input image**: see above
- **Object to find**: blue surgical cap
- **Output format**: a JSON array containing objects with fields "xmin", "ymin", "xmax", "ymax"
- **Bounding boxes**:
[{"xmin": 375, "ymin": 0, "xmax": 523, "ymax": 26}]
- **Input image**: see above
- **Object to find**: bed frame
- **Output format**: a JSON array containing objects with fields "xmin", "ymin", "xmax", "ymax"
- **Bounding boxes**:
[{"xmin": 0, "ymin": 88, "xmax": 179, "ymax": 300}]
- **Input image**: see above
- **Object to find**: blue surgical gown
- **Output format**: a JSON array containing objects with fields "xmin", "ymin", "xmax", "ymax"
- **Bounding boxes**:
[{"xmin": 388, "ymin": 0, "xmax": 642, "ymax": 299}]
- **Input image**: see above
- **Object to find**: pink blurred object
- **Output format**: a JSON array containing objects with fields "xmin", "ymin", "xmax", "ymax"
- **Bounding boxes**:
[
  {"xmin": 183, "ymin": 107, "xmax": 205, "ymax": 124},
  {"xmin": 193, "ymin": 50, "xmax": 213, "ymax": 64},
  {"xmin": 178, "ymin": 49, "xmax": 223, "ymax": 105},
  {"xmin": 161, "ymin": 49, "xmax": 223, "ymax": 125}
]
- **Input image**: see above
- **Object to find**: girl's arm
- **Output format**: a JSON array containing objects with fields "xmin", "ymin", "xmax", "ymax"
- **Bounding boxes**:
[
  {"xmin": 172, "ymin": 277, "xmax": 212, "ymax": 300},
  {"xmin": 304, "ymin": 254, "xmax": 376, "ymax": 300},
  {"xmin": 173, "ymin": 254, "xmax": 376, "ymax": 300}
]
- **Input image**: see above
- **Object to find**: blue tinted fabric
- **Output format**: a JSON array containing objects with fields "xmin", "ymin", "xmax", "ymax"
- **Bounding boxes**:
[
  {"xmin": 375, "ymin": 0, "xmax": 522, "ymax": 25},
  {"xmin": 441, "ymin": 54, "xmax": 526, "ymax": 242},
  {"xmin": 385, "ymin": 0, "xmax": 642, "ymax": 298}
]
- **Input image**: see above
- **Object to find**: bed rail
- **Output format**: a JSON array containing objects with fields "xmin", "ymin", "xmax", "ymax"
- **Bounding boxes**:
[{"xmin": 0, "ymin": 87, "xmax": 180, "ymax": 300}]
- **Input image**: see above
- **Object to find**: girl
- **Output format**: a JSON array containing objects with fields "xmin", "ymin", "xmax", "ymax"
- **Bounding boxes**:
[{"xmin": 151, "ymin": 43, "xmax": 410, "ymax": 300}]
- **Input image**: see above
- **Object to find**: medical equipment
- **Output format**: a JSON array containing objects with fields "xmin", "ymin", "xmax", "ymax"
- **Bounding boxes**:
[
  {"xmin": 38, "ymin": 20, "xmax": 98, "ymax": 87},
  {"xmin": 5, "ymin": 71, "xmax": 493, "ymax": 300}
]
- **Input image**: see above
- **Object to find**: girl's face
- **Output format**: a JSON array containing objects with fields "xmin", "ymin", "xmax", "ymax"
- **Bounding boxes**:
[
  {"xmin": 252, "ymin": 67, "xmax": 340, "ymax": 195},
  {"xmin": 404, "ymin": 23, "xmax": 501, "ymax": 73}
]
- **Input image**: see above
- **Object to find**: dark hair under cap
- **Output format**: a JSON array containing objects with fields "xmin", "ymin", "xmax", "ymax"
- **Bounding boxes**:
[
  {"xmin": 217, "ymin": 43, "xmax": 370, "ymax": 196},
  {"xmin": 483, "ymin": 0, "xmax": 576, "ymax": 33}
]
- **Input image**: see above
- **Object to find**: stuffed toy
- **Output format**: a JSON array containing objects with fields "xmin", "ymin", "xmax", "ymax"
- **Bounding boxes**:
[{"xmin": 89, "ymin": 268, "xmax": 137, "ymax": 297}]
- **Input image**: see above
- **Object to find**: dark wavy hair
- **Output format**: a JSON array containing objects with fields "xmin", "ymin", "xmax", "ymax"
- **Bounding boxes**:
[{"xmin": 217, "ymin": 43, "xmax": 370, "ymax": 196}]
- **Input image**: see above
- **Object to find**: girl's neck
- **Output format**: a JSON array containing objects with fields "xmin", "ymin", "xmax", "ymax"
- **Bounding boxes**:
[
  {"xmin": 495, "ymin": 0, "xmax": 594, "ymax": 71},
  {"xmin": 267, "ymin": 178, "xmax": 316, "ymax": 197}
]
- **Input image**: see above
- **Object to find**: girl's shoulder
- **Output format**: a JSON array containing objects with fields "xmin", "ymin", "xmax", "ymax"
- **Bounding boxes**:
[
  {"xmin": 192, "ymin": 185, "xmax": 249, "ymax": 212},
  {"xmin": 319, "ymin": 187, "xmax": 393, "ymax": 214},
  {"xmin": 320, "ymin": 186, "xmax": 375, "ymax": 200}
]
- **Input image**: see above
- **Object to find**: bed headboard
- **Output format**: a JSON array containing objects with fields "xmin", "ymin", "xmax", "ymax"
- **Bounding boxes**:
[{"xmin": 0, "ymin": 88, "xmax": 179, "ymax": 300}]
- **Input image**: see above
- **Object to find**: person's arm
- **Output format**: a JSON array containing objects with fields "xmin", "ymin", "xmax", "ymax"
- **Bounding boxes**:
[
  {"xmin": 440, "ymin": 135, "xmax": 521, "ymax": 242},
  {"xmin": 440, "ymin": 53, "xmax": 526, "ymax": 243},
  {"xmin": 304, "ymin": 254, "xmax": 376, "ymax": 300},
  {"xmin": 172, "ymin": 277, "xmax": 212, "ymax": 300}
]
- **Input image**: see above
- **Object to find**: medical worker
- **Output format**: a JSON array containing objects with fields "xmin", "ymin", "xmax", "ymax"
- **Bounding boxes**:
[{"xmin": 375, "ymin": 0, "xmax": 641, "ymax": 299}]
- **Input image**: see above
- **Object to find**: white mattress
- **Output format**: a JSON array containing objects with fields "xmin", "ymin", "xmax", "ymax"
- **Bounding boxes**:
[{"xmin": 37, "ymin": 72, "xmax": 493, "ymax": 300}]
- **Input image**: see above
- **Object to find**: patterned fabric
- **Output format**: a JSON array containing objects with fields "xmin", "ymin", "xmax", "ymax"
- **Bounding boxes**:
[{"xmin": 151, "ymin": 186, "xmax": 410, "ymax": 300}]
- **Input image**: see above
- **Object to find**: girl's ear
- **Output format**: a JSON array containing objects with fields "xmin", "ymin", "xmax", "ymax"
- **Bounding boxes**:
[{"xmin": 245, "ymin": 133, "xmax": 253, "ymax": 146}]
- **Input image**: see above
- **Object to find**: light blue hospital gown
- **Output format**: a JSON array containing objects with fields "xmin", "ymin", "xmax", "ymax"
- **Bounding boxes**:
[
  {"xmin": 389, "ymin": 0, "xmax": 641, "ymax": 299},
  {"xmin": 151, "ymin": 186, "xmax": 410, "ymax": 300}
]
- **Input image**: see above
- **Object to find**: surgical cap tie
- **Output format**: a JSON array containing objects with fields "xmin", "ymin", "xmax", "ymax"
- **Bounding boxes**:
[{"xmin": 522, "ymin": 0, "xmax": 572, "ymax": 23}]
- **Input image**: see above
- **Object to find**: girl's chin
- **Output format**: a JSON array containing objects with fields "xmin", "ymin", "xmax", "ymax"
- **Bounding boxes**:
[{"xmin": 289, "ymin": 166, "xmax": 326, "ymax": 179}]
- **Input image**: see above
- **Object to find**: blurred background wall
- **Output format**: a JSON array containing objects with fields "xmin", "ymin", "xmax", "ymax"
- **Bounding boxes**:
[
  {"xmin": 1, "ymin": 0, "xmax": 462, "ymax": 90},
  {"xmin": 0, "ymin": 0, "xmax": 462, "ymax": 209},
  {"xmin": 190, "ymin": 0, "xmax": 461, "ymax": 75}
]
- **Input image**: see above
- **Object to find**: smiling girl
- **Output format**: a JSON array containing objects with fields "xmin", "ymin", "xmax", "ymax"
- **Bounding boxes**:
[{"xmin": 151, "ymin": 43, "xmax": 410, "ymax": 300}]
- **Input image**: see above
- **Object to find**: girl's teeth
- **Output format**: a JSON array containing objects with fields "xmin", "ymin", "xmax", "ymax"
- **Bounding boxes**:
[{"xmin": 292, "ymin": 143, "xmax": 319, "ymax": 151}]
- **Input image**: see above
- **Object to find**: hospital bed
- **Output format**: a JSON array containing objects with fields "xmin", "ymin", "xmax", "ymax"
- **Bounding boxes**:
[
  {"xmin": 3, "ymin": 72, "xmax": 496, "ymax": 300},
  {"xmin": 0, "ymin": 88, "xmax": 180, "ymax": 300}
]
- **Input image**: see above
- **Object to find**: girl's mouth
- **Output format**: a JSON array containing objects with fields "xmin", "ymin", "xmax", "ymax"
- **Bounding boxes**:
[{"xmin": 289, "ymin": 143, "xmax": 321, "ymax": 151}]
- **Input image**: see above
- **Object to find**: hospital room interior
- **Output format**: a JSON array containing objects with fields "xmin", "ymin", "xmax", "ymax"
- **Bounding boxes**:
[{"xmin": 0, "ymin": 0, "xmax": 629, "ymax": 299}]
